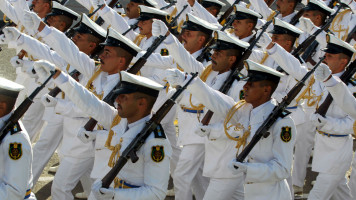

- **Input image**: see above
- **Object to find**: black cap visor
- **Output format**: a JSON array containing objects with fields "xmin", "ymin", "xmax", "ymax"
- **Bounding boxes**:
[
  {"xmin": 322, "ymin": 43, "xmax": 354, "ymax": 58},
  {"xmin": 113, "ymin": 81, "xmax": 159, "ymax": 97},
  {"xmin": 100, "ymin": 36, "xmax": 139, "ymax": 56},
  {"xmin": 243, "ymin": 70, "xmax": 281, "ymax": 84}
]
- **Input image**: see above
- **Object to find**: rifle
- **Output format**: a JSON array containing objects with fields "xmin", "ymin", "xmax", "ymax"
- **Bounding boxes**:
[
  {"xmin": 345, "ymin": 25, "xmax": 356, "ymax": 43},
  {"xmin": 93, "ymin": 0, "xmax": 120, "ymax": 26},
  {"xmin": 127, "ymin": 5, "xmax": 188, "ymax": 74},
  {"xmin": 160, "ymin": 0, "xmax": 177, "ymax": 10},
  {"xmin": 218, "ymin": 0, "xmax": 242, "ymax": 25},
  {"xmin": 234, "ymin": 56, "xmax": 325, "ymax": 165},
  {"xmin": 0, "ymin": 70, "xmax": 56, "ymax": 143},
  {"xmin": 315, "ymin": 59, "xmax": 356, "ymax": 117},
  {"xmin": 101, "ymin": 72, "xmax": 198, "ymax": 188},
  {"xmin": 289, "ymin": 8, "xmax": 305, "ymax": 26},
  {"xmin": 291, "ymin": 3, "xmax": 344, "ymax": 58},
  {"xmin": 200, "ymin": 14, "xmax": 277, "ymax": 125},
  {"xmin": 83, "ymin": 5, "xmax": 188, "ymax": 132},
  {"xmin": 196, "ymin": 6, "xmax": 240, "ymax": 62},
  {"xmin": 47, "ymin": 69, "xmax": 80, "ymax": 99}
]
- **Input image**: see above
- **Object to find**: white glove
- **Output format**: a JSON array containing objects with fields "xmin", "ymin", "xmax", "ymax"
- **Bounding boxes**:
[
  {"xmin": 92, "ymin": 180, "xmax": 115, "ymax": 200},
  {"xmin": 228, "ymin": 159, "xmax": 248, "ymax": 175},
  {"xmin": 257, "ymin": 31, "xmax": 272, "ymax": 51},
  {"xmin": 314, "ymin": 63, "xmax": 331, "ymax": 82},
  {"xmin": 152, "ymin": 19, "xmax": 169, "ymax": 37},
  {"xmin": 298, "ymin": 17, "xmax": 317, "ymax": 35},
  {"xmin": 77, "ymin": 127, "xmax": 97, "ymax": 143},
  {"xmin": 91, "ymin": 0, "xmax": 106, "ymax": 7},
  {"xmin": 41, "ymin": 94, "xmax": 58, "ymax": 107},
  {"xmin": 10, "ymin": 56, "xmax": 23, "ymax": 69},
  {"xmin": 165, "ymin": 69, "xmax": 186, "ymax": 87},
  {"xmin": 2, "ymin": 27, "xmax": 21, "ymax": 44},
  {"xmin": 23, "ymin": 10, "xmax": 42, "ymax": 35},
  {"xmin": 33, "ymin": 60, "xmax": 56, "ymax": 79},
  {"xmin": 310, "ymin": 113, "xmax": 327, "ymax": 129},
  {"xmin": 194, "ymin": 123, "xmax": 211, "ymax": 137}
]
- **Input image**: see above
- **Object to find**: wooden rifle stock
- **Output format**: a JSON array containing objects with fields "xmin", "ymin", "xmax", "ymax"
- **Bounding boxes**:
[
  {"xmin": 289, "ymin": 8, "xmax": 305, "ymax": 26},
  {"xmin": 200, "ymin": 14, "xmax": 278, "ymax": 125},
  {"xmin": 218, "ymin": 0, "xmax": 242, "ymax": 25},
  {"xmin": 101, "ymin": 73, "xmax": 198, "ymax": 188},
  {"xmin": 0, "ymin": 70, "xmax": 56, "ymax": 143},
  {"xmin": 235, "ymin": 57, "xmax": 325, "ymax": 163},
  {"xmin": 315, "ymin": 59, "xmax": 356, "ymax": 117},
  {"xmin": 345, "ymin": 25, "xmax": 356, "ymax": 43}
]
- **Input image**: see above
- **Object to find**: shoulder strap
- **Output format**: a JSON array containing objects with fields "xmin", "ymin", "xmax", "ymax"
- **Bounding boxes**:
[{"xmin": 154, "ymin": 124, "xmax": 166, "ymax": 139}]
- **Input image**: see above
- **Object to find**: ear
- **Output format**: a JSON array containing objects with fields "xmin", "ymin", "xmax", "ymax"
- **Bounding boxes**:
[
  {"xmin": 229, "ymin": 55, "xmax": 237, "ymax": 65},
  {"xmin": 89, "ymin": 42, "xmax": 97, "ymax": 50},
  {"xmin": 198, "ymin": 35, "xmax": 206, "ymax": 46}
]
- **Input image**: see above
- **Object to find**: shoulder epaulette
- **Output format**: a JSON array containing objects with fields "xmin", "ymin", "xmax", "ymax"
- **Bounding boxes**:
[
  {"xmin": 6, "ymin": 122, "xmax": 22, "ymax": 135},
  {"xmin": 154, "ymin": 124, "xmax": 166, "ymax": 139}
]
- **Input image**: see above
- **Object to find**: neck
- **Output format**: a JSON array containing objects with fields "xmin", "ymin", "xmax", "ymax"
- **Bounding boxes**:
[
  {"xmin": 238, "ymin": 31, "xmax": 253, "ymax": 40},
  {"xmin": 127, "ymin": 111, "xmax": 150, "ymax": 124},
  {"xmin": 146, "ymin": 33, "xmax": 153, "ymax": 39},
  {"xmin": 282, "ymin": 10, "xmax": 294, "ymax": 17},
  {"xmin": 37, "ymin": 11, "xmax": 49, "ymax": 19},
  {"xmin": 251, "ymin": 98, "xmax": 270, "ymax": 108}
]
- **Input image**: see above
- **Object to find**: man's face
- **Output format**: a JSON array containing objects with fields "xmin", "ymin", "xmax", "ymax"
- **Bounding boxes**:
[
  {"xmin": 303, "ymin": 10, "xmax": 319, "ymax": 26},
  {"xmin": 0, "ymin": 95, "xmax": 13, "ymax": 118},
  {"xmin": 243, "ymin": 81, "xmax": 267, "ymax": 107},
  {"xmin": 232, "ymin": 19, "xmax": 252, "ymax": 38},
  {"xmin": 126, "ymin": 1, "xmax": 141, "ymax": 19},
  {"xmin": 115, "ymin": 93, "xmax": 140, "ymax": 118},
  {"xmin": 324, "ymin": 52, "xmax": 346, "ymax": 73},
  {"xmin": 271, "ymin": 34, "xmax": 291, "ymax": 51},
  {"xmin": 72, "ymin": 33, "xmax": 93, "ymax": 54},
  {"xmin": 32, "ymin": 0, "xmax": 49, "ymax": 14},
  {"xmin": 138, "ymin": 19, "xmax": 153, "ymax": 36},
  {"xmin": 211, "ymin": 49, "xmax": 233, "ymax": 73},
  {"xmin": 205, "ymin": 7, "xmax": 219, "ymax": 17},
  {"xmin": 181, "ymin": 29, "xmax": 202, "ymax": 53},
  {"xmin": 99, "ymin": 46, "xmax": 125, "ymax": 74},
  {"xmin": 46, "ymin": 15, "xmax": 64, "ymax": 31},
  {"xmin": 276, "ymin": 0, "xmax": 293, "ymax": 14}
]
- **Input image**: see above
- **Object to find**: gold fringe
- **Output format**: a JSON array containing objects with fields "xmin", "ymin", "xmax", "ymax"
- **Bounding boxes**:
[
  {"xmin": 223, "ymin": 100, "xmax": 251, "ymax": 152},
  {"xmin": 330, "ymin": 9, "xmax": 352, "ymax": 40},
  {"xmin": 85, "ymin": 66, "xmax": 104, "ymax": 99},
  {"xmin": 188, "ymin": 65, "xmax": 213, "ymax": 110},
  {"xmin": 106, "ymin": 115, "xmax": 122, "ymax": 168},
  {"xmin": 295, "ymin": 75, "xmax": 322, "ymax": 107},
  {"xmin": 133, "ymin": 34, "xmax": 146, "ymax": 46},
  {"xmin": 260, "ymin": 52, "xmax": 269, "ymax": 65}
]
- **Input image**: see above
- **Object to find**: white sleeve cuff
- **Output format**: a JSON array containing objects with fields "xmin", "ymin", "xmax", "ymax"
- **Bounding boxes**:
[
  {"xmin": 38, "ymin": 25, "xmax": 51, "ymax": 38},
  {"xmin": 53, "ymin": 72, "xmax": 69, "ymax": 85},
  {"xmin": 324, "ymin": 75, "xmax": 341, "ymax": 87}
]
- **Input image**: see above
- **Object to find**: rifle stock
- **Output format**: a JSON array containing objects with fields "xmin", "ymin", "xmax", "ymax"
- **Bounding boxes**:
[
  {"xmin": 101, "ymin": 72, "xmax": 198, "ymax": 188},
  {"xmin": 235, "ymin": 57, "xmax": 325, "ymax": 163},
  {"xmin": 218, "ymin": 0, "xmax": 242, "ymax": 25},
  {"xmin": 0, "ymin": 71, "xmax": 56, "ymax": 143},
  {"xmin": 315, "ymin": 59, "xmax": 356, "ymax": 117}
]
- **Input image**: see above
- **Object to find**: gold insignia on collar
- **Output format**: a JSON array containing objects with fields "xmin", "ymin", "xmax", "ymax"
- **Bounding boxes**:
[
  {"xmin": 9, "ymin": 142, "xmax": 22, "ymax": 160},
  {"xmin": 151, "ymin": 146, "xmax": 165, "ymax": 162},
  {"xmin": 281, "ymin": 126, "xmax": 292, "ymax": 143}
]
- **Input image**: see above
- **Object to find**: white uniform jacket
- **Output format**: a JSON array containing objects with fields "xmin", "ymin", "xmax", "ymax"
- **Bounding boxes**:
[
  {"xmin": 271, "ymin": 44, "xmax": 355, "ymax": 174},
  {"xmin": 186, "ymin": 77, "xmax": 296, "ymax": 200},
  {"xmin": 0, "ymin": 114, "xmax": 34, "ymax": 200},
  {"xmin": 54, "ymin": 73, "xmax": 172, "ymax": 200}
]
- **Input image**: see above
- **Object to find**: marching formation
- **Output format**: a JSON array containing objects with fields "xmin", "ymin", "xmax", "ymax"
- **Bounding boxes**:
[{"xmin": 0, "ymin": 0, "xmax": 355, "ymax": 199}]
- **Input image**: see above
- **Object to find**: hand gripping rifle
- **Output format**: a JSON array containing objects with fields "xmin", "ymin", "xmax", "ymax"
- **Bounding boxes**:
[
  {"xmin": 315, "ymin": 58, "xmax": 356, "ymax": 117},
  {"xmin": 0, "ymin": 70, "xmax": 56, "ymax": 143},
  {"xmin": 101, "ymin": 72, "xmax": 198, "ymax": 188},
  {"xmin": 291, "ymin": 3, "xmax": 344, "ymax": 59},
  {"xmin": 127, "ymin": 5, "xmax": 188, "ymax": 74},
  {"xmin": 234, "ymin": 57, "xmax": 325, "ymax": 166},
  {"xmin": 200, "ymin": 14, "xmax": 278, "ymax": 125},
  {"xmin": 94, "ymin": 0, "xmax": 121, "ymax": 26}
]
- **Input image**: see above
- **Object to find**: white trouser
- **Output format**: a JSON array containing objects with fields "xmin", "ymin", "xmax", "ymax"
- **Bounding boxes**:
[
  {"xmin": 162, "ymin": 121, "xmax": 180, "ymax": 176},
  {"xmin": 308, "ymin": 173, "xmax": 352, "ymax": 200},
  {"xmin": 80, "ymin": 173, "xmax": 93, "ymax": 196},
  {"xmin": 349, "ymin": 153, "xmax": 356, "ymax": 199},
  {"xmin": 32, "ymin": 119, "xmax": 63, "ymax": 185},
  {"xmin": 203, "ymin": 177, "xmax": 244, "ymax": 200},
  {"xmin": 173, "ymin": 144, "xmax": 209, "ymax": 200},
  {"xmin": 22, "ymin": 98, "xmax": 45, "ymax": 141},
  {"xmin": 292, "ymin": 121, "xmax": 315, "ymax": 187},
  {"xmin": 51, "ymin": 156, "xmax": 94, "ymax": 200}
]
